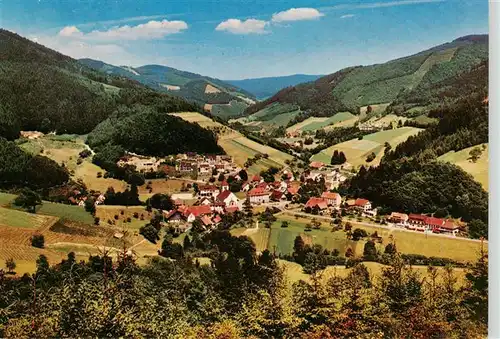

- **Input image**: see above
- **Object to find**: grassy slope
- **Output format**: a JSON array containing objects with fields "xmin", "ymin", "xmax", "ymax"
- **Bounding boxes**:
[
  {"xmin": 438, "ymin": 143, "xmax": 488, "ymax": 190},
  {"xmin": 232, "ymin": 214, "xmax": 485, "ymax": 263},
  {"xmin": 311, "ymin": 127, "xmax": 422, "ymax": 167}
]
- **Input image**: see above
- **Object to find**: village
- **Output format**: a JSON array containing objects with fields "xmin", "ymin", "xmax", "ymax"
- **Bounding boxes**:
[{"xmin": 70, "ymin": 150, "xmax": 466, "ymax": 238}]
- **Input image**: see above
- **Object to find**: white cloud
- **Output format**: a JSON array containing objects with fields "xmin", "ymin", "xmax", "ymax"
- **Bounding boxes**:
[
  {"xmin": 340, "ymin": 14, "xmax": 355, "ymax": 19},
  {"xmin": 271, "ymin": 8, "xmax": 324, "ymax": 22},
  {"xmin": 58, "ymin": 26, "xmax": 83, "ymax": 37},
  {"xmin": 321, "ymin": 0, "xmax": 445, "ymax": 12},
  {"xmin": 32, "ymin": 34, "xmax": 153, "ymax": 66},
  {"xmin": 215, "ymin": 19, "xmax": 268, "ymax": 34},
  {"xmin": 58, "ymin": 20, "xmax": 188, "ymax": 41}
]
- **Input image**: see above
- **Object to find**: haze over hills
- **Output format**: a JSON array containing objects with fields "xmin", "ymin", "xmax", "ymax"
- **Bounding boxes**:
[
  {"xmin": 225, "ymin": 74, "xmax": 323, "ymax": 100},
  {"xmin": 79, "ymin": 58, "xmax": 256, "ymax": 119},
  {"xmin": 242, "ymin": 35, "xmax": 488, "ymax": 127}
]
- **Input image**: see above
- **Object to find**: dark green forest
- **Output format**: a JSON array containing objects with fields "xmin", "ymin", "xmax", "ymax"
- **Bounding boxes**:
[
  {"xmin": 0, "ymin": 138, "xmax": 69, "ymax": 190},
  {"xmin": 342, "ymin": 96, "xmax": 489, "ymax": 238},
  {"xmin": 0, "ymin": 230, "xmax": 488, "ymax": 338},
  {"xmin": 0, "ymin": 29, "xmax": 201, "ymax": 138}
]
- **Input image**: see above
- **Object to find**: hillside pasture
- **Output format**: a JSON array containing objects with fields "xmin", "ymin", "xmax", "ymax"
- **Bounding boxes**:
[
  {"xmin": 73, "ymin": 161, "xmax": 128, "ymax": 193},
  {"xmin": 95, "ymin": 205, "xmax": 151, "ymax": 232},
  {"xmin": 279, "ymin": 260, "xmax": 467, "ymax": 286},
  {"xmin": 360, "ymin": 103, "xmax": 390, "ymax": 115},
  {"xmin": 170, "ymin": 112, "xmax": 225, "ymax": 129},
  {"xmin": 438, "ymin": 143, "xmax": 488, "ymax": 190},
  {"xmin": 299, "ymin": 112, "xmax": 356, "ymax": 132},
  {"xmin": 138, "ymin": 179, "xmax": 193, "ymax": 201},
  {"xmin": 311, "ymin": 127, "xmax": 422, "ymax": 167},
  {"xmin": 0, "ymin": 207, "xmax": 58, "ymax": 229}
]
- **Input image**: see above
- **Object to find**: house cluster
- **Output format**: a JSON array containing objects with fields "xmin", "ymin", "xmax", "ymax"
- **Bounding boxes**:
[
  {"xmin": 304, "ymin": 192, "xmax": 342, "ymax": 212},
  {"xmin": 246, "ymin": 172, "xmax": 297, "ymax": 205},
  {"xmin": 389, "ymin": 212, "xmax": 462, "ymax": 235},
  {"xmin": 163, "ymin": 181, "xmax": 242, "ymax": 232},
  {"xmin": 175, "ymin": 153, "xmax": 240, "ymax": 177},
  {"xmin": 67, "ymin": 190, "xmax": 105, "ymax": 207},
  {"xmin": 117, "ymin": 154, "xmax": 162, "ymax": 172},
  {"xmin": 305, "ymin": 162, "xmax": 347, "ymax": 190}
]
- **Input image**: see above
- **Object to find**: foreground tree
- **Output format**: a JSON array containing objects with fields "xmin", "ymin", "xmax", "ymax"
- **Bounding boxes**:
[{"xmin": 14, "ymin": 188, "xmax": 42, "ymax": 213}]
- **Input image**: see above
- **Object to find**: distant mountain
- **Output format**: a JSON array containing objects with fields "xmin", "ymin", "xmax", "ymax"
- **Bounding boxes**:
[
  {"xmin": 79, "ymin": 58, "xmax": 256, "ymax": 119},
  {"xmin": 244, "ymin": 35, "xmax": 488, "ymax": 123},
  {"xmin": 225, "ymin": 74, "xmax": 323, "ymax": 100}
]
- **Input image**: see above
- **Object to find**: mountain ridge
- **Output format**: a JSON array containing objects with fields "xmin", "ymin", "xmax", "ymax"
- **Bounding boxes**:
[
  {"xmin": 242, "ymin": 34, "xmax": 488, "ymax": 122},
  {"xmin": 79, "ymin": 58, "xmax": 255, "ymax": 119}
]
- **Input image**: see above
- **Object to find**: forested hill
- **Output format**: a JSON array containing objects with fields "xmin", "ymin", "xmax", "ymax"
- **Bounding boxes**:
[
  {"xmin": 0, "ymin": 29, "xmax": 200, "ymax": 139},
  {"xmin": 341, "ymin": 94, "xmax": 489, "ymax": 238},
  {"xmin": 244, "ymin": 35, "xmax": 488, "ymax": 118},
  {"xmin": 79, "ymin": 58, "xmax": 256, "ymax": 119}
]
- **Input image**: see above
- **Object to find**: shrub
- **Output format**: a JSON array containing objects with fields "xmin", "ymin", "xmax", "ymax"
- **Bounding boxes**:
[{"xmin": 31, "ymin": 234, "xmax": 45, "ymax": 248}]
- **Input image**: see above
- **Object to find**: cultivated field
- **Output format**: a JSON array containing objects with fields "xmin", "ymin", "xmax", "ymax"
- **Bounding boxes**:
[
  {"xmin": 438, "ymin": 143, "xmax": 488, "ymax": 190},
  {"xmin": 74, "ymin": 161, "xmax": 128, "ymax": 192},
  {"xmin": 287, "ymin": 112, "xmax": 356, "ymax": 133},
  {"xmin": 232, "ymin": 214, "xmax": 485, "ymax": 264},
  {"xmin": 219, "ymin": 134, "xmax": 293, "ymax": 174},
  {"xmin": 279, "ymin": 260, "xmax": 467, "ymax": 286},
  {"xmin": 310, "ymin": 127, "xmax": 423, "ymax": 167},
  {"xmin": 138, "ymin": 179, "xmax": 193, "ymax": 201},
  {"xmin": 359, "ymin": 103, "xmax": 390, "ymax": 115},
  {"xmin": 170, "ymin": 112, "xmax": 226, "ymax": 129}
]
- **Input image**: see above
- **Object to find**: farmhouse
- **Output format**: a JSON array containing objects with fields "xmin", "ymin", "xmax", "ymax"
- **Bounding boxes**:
[
  {"xmin": 321, "ymin": 192, "xmax": 341, "ymax": 207},
  {"xmin": 310, "ymin": 161, "xmax": 325, "ymax": 169},
  {"xmin": 354, "ymin": 198, "xmax": 372, "ymax": 212},
  {"xmin": 389, "ymin": 212, "xmax": 409, "ymax": 225},
  {"xmin": 199, "ymin": 185, "xmax": 220, "ymax": 198},
  {"xmin": 305, "ymin": 197, "xmax": 328, "ymax": 210},
  {"xmin": 247, "ymin": 188, "xmax": 270, "ymax": 204},
  {"xmin": 408, "ymin": 214, "xmax": 427, "ymax": 228},
  {"xmin": 434, "ymin": 219, "xmax": 461, "ymax": 235},
  {"xmin": 270, "ymin": 190, "xmax": 285, "ymax": 201},
  {"xmin": 163, "ymin": 210, "xmax": 185, "ymax": 223},
  {"xmin": 251, "ymin": 175, "xmax": 262, "ymax": 183},
  {"xmin": 184, "ymin": 205, "xmax": 212, "ymax": 223},
  {"xmin": 117, "ymin": 155, "xmax": 161, "ymax": 172}
]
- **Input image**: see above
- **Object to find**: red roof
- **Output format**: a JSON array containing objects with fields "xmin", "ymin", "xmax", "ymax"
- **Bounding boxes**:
[
  {"xmin": 321, "ymin": 192, "xmax": 340, "ymax": 200},
  {"xmin": 256, "ymin": 182, "xmax": 268, "ymax": 189},
  {"xmin": 199, "ymin": 185, "xmax": 218, "ymax": 191},
  {"xmin": 200, "ymin": 215, "xmax": 213, "ymax": 226},
  {"xmin": 310, "ymin": 161, "xmax": 325, "ymax": 169},
  {"xmin": 271, "ymin": 190, "xmax": 284, "ymax": 200},
  {"xmin": 225, "ymin": 206, "xmax": 239, "ymax": 214},
  {"xmin": 425, "ymin": 216, "xmax": 445, "ymax": 227},
  {"xmin": 248, "ymin": 188, "xmax": 269, "ymax": 197},
  {"xmin": 221, "ymin": 181, "xmax": 229, "ymax": 186},
  {"xmin": 287, "ymin": 186, "xmax": 299, "ymax": 195},
  {"xmin": 305, "ymin": 197, "xmax": 328, "ymax": 209},
  {"xmin": 213, "ymin": 215, "xmax": 222, "ymax": 224},
  {"xmin": 354, "ymin": 198, "xmax": 370, "ymax": 207},
  {"xmin": 441, "ymin": 219, "xmax": 460, "ymax": 230},
  {"xmin": 164, "ymin": 209, "xmax": 184, "ymax": 219},
  {"xmin": 251, "ymin": 175, "xmax": 261, "ymax": 182},
  {"xmin": 409, "ymin": 214, "xmax": 427, "ymax": 222},
  {"xmin": 184, "ymin": 205, "xmax": 212, "ymax": 217},
  {"xmin": 216, "ymin": 190, "xmax": 233, "ymax": 201}
]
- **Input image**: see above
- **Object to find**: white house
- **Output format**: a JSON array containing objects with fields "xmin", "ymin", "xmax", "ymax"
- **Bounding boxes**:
[
  {"xmin": 248, "ymin": 188, "xmax": 270, "ymax": 205},
  {"xmin": 321, "ymin": 192, "xmax": 342, "ymax": 207},
  {"xmin": 216, "ymin": 190, "xmax": 239, "ymax": 207},
  {"xmin": 199, "ymin": 185, "xmax": 220, "ymax": 198}
]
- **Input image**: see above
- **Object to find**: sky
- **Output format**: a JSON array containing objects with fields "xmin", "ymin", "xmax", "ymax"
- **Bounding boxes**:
[{"xmin": 0, "ymin": 0, "xmax": 489, "ymax": 79}]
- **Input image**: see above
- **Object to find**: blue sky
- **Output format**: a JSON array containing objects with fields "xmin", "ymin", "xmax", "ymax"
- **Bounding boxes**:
[{"xmin": 1, "ymin": 0, "xmax": 488, "ymax": 79}]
